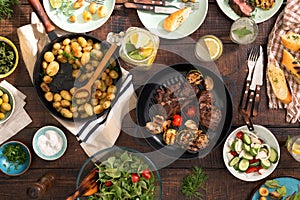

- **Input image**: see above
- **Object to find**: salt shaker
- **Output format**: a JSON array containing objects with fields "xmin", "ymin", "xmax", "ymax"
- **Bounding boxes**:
[{"xmin": 27, "ymin": 173, "xmax": 56, "ymax": 199}]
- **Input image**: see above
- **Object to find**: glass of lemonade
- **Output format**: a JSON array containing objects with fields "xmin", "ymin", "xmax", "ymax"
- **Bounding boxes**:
[
  {"xmin": 286, "ymin": 136, "xmax": 300, "ymax": 162},
  {"xmin": 119, "ymin": 27, "xmax": 159, "ymax": 70},
  {"xmin": 230, "ymin": 17, "xmax": 258, "ymax": 45},
  {"xmin": 195, "ymin": 35, "xmax": 223, "ymax": 62}
]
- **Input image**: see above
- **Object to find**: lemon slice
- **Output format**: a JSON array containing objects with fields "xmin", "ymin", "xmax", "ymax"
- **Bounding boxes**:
[
  {"xmin": 50, "ymin": 0, "xmax": 62, "ymax": 9},
  {"xmin": 129, "ymin": 32, "xmax": 150, "ymax": 49},
  {"xmin": 204, "ymin": 37, "xmax": 221, "ymax": 60},
  {"xmin": 292, "ymin": 138, "xmax": 300, "ymax": 155}
]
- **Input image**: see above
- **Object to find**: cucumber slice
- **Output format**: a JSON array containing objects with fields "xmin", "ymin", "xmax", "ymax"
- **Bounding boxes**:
[
  {"xmin": 249, "ymin": 161, "xmax": 260, "ymax": 167},
  {"xmin": 229, "ymin": 156, "xmax": 240, "ymax": 167},
  {"xmin": 231, "ymin": 139, "xmax": 237, "ymax": 151},
  {"xmin": 269, "ymin": 147, "xmax": 278, "ymax": 163},
  {"xmin": 242, "ymin": 133, "xmax": 251, "ymax": 145},
  {"xmin": 261, "ymin": 159, "xmax": 271, "ymax": 169},
  {"xmin": 238, "ymin": 159, "xmax": 250, "ymax": 172},
  {"xmin": 252, "ymin": 143, "xmax": 261, "ymax": 149},
  {"xmin": 250, "ymin": 148, "xmax": 258, "ymax": 156},
  {"xmin": 242, "ymin": 143, "xmax": 251, "ymax": 152},
  {"xmin": 242, "ymin": 152, "xmax": 254, "ymax": 160}
]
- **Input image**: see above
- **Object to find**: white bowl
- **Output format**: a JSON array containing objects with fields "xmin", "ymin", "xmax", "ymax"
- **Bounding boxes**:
[
  {"xmin": 223, "ymin": 124, "xmax": 280, "ymax": 182},
  {"xmin": 0, "ymin": 86, "xmax": 15, "ymax": 125},
  {"xmin": 32, "ymin": 126, "xmax": 67, "ymax": 161}
]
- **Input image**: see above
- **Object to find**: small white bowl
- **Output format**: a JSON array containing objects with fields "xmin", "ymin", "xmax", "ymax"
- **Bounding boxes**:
[
  {"xmin": 0, "ymin": 86, "xmax": 15, "ymax": 125},
  {"xmin": 223, "ymin": 124, "xmax": 280, "ymax": 182},
  {"xmin": 32, "ymin": 126, "xmax": 67, "ymax": 161}
]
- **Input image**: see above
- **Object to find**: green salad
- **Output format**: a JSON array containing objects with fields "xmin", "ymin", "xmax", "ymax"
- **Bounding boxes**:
[
  {"xmin": 88, "ymin": 151, "xmax": 156, "ymax": 200},
  {"xmin": 0, "ymin": 41, "xmax": 15, "ymax": 74}
]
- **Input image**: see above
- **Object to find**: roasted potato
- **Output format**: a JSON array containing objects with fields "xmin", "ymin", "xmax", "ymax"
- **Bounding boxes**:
[{"xmin": 46, "ymin": 61, "xmax": 60, "ymax": 76}]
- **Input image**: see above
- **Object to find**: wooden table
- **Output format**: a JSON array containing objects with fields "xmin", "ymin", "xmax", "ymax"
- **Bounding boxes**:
[{"xmin": 1, "ymin": 0, "xmax": 299, "ymax": 199}]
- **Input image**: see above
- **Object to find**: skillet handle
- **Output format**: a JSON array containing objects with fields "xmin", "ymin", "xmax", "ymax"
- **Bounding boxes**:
[{"xmin": 28, "ymin": 0, "xmax": 56, "ymax": 33}]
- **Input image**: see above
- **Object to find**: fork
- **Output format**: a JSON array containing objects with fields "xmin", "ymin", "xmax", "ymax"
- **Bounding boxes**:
[
  {"xmin": 239, "ymin": 47, "xmax": 259, "ymax": 110},
  {"xmin": 85, "ymin": 0, "xmax": 104, "ymax": 4},
  {"xmin": 133, "ymin": 0, "xmax": 200, "ymax": 10}
]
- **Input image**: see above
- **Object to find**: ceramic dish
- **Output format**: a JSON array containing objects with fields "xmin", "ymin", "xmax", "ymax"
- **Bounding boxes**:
[
  {"xmin": 250, "ymin": 176, "xmax": 300, "ymax": 199},
  {"xmin": 43, "ymin": 0, "xmax": 115, "ymax": 33},
  {"xmin": 32, "ymin": 126, "xmax": 67, "ymax": 161},
  {"xmin": 0, "ymin": 141, "xmax": 31, "ymax": 176},
  {"xmin": 137, "ymin": 0, "xmax": 208, "ymax": 39},
  {"xmin": 0, "ymin": 86, "xmax": 15, "ymax": 125},
  {"xmin": 223, "ymin": 124, "xmax": 280, "ymax": 182},
  {"xmin": 0, "ymin": 36, "xmax": 19, "ymax": 78},
  {"xmin": 216, "ymin": 0, "xmax": 283, "ymax": 24}
]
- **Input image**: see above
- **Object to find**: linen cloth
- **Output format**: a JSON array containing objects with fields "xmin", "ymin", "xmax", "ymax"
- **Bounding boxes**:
[
  {"xmin": 17, "ymin": 13, "xmax": 137, "ymax": 157},
  {"xmin": 0, "ymin": 80, "xmax": 32, "ymax": 144},
  {"xmin": 266, "ymin": 0, "xmax": 300, "ymax": 123}
]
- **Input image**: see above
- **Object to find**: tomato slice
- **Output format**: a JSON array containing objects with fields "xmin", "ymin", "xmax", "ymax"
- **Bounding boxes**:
[
  {"xmin": 141, "ymin": 169, "xmax": 151, "ymax": 180},
  {"xmin": 172, "ymin": 114, "xmax": 182, "ymax": 127}
]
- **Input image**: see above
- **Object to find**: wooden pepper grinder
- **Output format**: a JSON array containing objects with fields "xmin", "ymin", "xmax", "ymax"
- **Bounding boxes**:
[{"xmin": 27, "ymin": 173, "xmax": 56, "ymax": 199}]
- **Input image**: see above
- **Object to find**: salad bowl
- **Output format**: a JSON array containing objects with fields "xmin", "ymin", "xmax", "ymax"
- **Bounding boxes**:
[{"xmin": 223, "ymin": 125, "xmax": 280, "ymax": 182}]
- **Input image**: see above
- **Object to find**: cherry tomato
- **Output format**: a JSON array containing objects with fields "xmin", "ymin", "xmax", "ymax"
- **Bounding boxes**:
[
  {"xmin": 172, "ymin": 114, "xmax": 182, "ymax": 127},
  {"xmin": 245, "ymin": 166, "xmax": 258, "ymax": 174},
  {"xmin": 105, "ymin": 181, "xmax": 112, "ymax": 187},
  {"xmin": 185, "ymin": 106, "xmax": 197, "ymax": 117},
  {"xmin": 236, "ymin": 131, "xmax": 243, "ymax": 139},
  {"xmin": 229, "ymin": 150, "xmax": 238, "ymax": 156},
  {"xmin": 141, "ymin": 169, "xmax": 151, "ymax": 180},
  {"xmin": 131, "ymin": 173, "xmax": 140, "ymax": 183}
]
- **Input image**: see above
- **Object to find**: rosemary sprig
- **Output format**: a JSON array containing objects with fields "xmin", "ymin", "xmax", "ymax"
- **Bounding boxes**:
[
  {"xmin": 181, "ymin": 167, "xmax": 208, "ymax": 200},
  {"xmin": 0, "ymin": 0, "xmax": 20, "ymax": 20}
]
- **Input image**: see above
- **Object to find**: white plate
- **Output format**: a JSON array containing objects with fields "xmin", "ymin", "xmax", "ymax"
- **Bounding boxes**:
[
  {"xmin": 43, "ymin": 0, "xmax": 115, "ymax": 33},
  {"xmin": 216, "ymin": 0, "xmax": 283, "ymax": 24},
  {"xmin": 33, "ymin": 126, "xmax": 67, "ymax": 161},
  {"xmin": 137, "ymin": 0, "xmax": 208, "ymax": 39},
  {"xmin": 223, "ymin": 125, "xmax": 280, "ymax": 182}
]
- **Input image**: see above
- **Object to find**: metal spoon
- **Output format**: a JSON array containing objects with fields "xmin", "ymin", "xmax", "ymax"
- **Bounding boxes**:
[
  {"xmin": 73, "ymin": 43, "xmax": 118, "ymax": 100},
  {"xmin": 66, "ymin": 168, "xmax": 99, "ymax": 200}
]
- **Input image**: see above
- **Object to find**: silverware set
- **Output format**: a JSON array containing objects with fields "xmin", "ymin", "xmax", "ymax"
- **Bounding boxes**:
[
  {"xmin": 239, "ymin": 46, "xmax": 264, "ymax": 131},
  {"xmin": 124, "ymin": 0, "xmax": 200, "ymax": 14}
]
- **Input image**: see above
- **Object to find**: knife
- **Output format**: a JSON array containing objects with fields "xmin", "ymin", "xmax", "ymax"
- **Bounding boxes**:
[
  {"xmin": 246, "ymin": 45, "xmax": 264, "ymax": 117},
  {"xmin": 124, "ymin": 2, "xmax": 178, "ymax": 14}
]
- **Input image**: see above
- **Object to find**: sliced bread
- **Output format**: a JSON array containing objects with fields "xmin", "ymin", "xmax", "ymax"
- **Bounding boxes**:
[
  {"xmin": 280, "ymin": 32, "xmax": 300, "ymax": 52},
  {"xmin": 282, "ymin": 49, "xmax": 300, "ymax": 84},
  {"xmin": 163, "ymin": 7, "xmax": 191, "ymax": 32},
  {"xmin": 267, "ymin": 63, "xmax": 292, "ymax": 104}
]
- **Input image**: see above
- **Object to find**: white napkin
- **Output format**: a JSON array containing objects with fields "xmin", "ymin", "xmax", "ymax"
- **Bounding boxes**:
[
  {"xmin": 0, "ymin": 80, "xmax": 32, "ymax": 144},
  {"xmin": 17, "ymin": 13, "xmax": 137, "ymax": 157}
]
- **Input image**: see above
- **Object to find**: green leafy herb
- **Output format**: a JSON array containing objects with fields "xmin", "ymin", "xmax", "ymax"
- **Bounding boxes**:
[
  {"xmin": 55, "ymin": 0, "xmax": 73, "ymax": 17},
  {"xmin": 0, "ymin": 0, "xmax": 20, "ymax": 20},
  {"xmin": 265, "ymin": 179, "xmax": 281, "ymax": 188},
  {"xmin": 0, "ymin": 41, "xmax": 15, "ymax": 74},
  {"xmin": 89, "ymin": 151, "xmax": 155, "ymax": 200},
  {"xmin": 181, "ymin": 167, "xmax": 208, "ymax": 200},
  {"xmin": 1, "ymin": 144, "xmax": 27, "ymax": 170},
  {"xmin": 232, "ymin": 27, "xmax": 253, "ymax": 38}
]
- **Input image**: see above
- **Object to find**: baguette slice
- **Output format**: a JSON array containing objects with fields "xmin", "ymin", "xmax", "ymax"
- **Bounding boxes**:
[
  {"xmin": 280, "ymin": 32, "xmax": 300, "ymax": 52},
  {"xmin": 163, "ymin": 7, "xmax": 191, "ymax": 32},
  {"xmin": 282, "ymin": 49, "xmax": 300, "ymax": 84},
  {"xmin": 267, "ymin": 63, "xmax": 292, "ymax": 104}
]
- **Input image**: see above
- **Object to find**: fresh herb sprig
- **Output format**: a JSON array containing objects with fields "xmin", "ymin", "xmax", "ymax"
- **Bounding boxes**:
[
  {"xmin": 0, "ymin": 0, "xmax": 20, "ymax": 20},
  {"xmin": 232, "ymin": 27, "xmax": 253, "ymax": 38},
  {"xmin": 181, "ymin": 167, "xmax": 208, "ymax": 200},
  {"xmin": 1, "ymin": 143, "xmax": 27, "ymax": 171}
]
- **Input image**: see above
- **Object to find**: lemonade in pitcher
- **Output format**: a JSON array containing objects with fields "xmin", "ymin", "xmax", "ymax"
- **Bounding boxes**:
[
  {"xmin": 286, "ymin": 136, "xmax": 300, "ymax": 162},
  {"xmin": 119, "ymin": 27, "xmax": 159, "ymax": 70}
]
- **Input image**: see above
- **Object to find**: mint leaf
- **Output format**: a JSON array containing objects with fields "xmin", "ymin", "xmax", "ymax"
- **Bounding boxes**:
[{"xmin": 232, "ymin": 27, "xmax": 253, "ymax": 38}]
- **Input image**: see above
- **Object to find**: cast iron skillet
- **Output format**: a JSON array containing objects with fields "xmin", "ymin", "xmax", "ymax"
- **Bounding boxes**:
[
  {"xmin": 29, "ymin": 0, "xmax": 122, "ymax": 122},
  {"xmin": 136, "ymin": 64, "xmax": 233, "ymax": 159}
]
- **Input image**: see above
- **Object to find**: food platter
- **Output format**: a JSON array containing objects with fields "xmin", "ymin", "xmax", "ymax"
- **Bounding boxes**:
[
  {"xmin": 223, "ymin": 125, "xmax": 280, "ymax": 182},
  {"xmin": 136, "ymin": 64, "xmax": 233, "ymax": 159},
  {"xmin": 250, "ymin": 176, "xmax": 300, "ymax": 199},
  {"xmin": 216, "ymin": 0, "xmax": 283, "ymax": 24},
  {"xmin": 43, "ymin": 0, "xmax": 115, "ymax": 33},
  {"xmin": 137, "ymin": 0, "xmax": 208, "ymax": 39}
]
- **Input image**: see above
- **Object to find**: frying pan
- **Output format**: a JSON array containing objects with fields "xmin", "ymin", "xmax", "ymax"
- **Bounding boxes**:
[
  {"xmin": 136, "ymin": 64, "xmax": 233, "ymax": 159},
  {"xmin": 28, "ymin": 0, "xmax": 122, "ymax": 122}
]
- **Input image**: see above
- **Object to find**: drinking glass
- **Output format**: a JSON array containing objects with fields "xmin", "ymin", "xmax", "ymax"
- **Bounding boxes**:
[
  {"xmin": 230, "ymin": 17, "xmax": 258, "ymax": 45},
  {"xmin": 286, "ymin": 136, "xmax": 300, "ymax": 162},
  {"xmin": 119, "ymin": 27, "xmax": 159, "ymax": 70}
]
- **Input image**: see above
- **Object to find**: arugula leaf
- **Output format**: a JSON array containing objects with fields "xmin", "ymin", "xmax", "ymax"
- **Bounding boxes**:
[
  {"xmin": 181, "ymin": 167, "xmax": 208, "ymax": 200},
  {"xmin": 232, "ymin": 27, "xmax": 253, "ymax": 38},
  {"xmin": 265, "ymin": 180, "xmax": 281, "ymax": 188}
]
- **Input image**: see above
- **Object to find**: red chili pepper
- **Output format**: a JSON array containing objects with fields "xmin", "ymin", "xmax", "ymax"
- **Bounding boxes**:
[
  {"xmin": 245, "ymin": 166, "xmax": 258, "ymax": 174},
  {"xmin": 105, "ymin": 181, "xmax": 112, "ymax": 187},
  {"xmin": 172, "ymin": 114, "xmax": 182, "ymax": 127},
  {"xmin": 141, "ymin": 169, "xmax": 151, "ymax": 180},
  {"xmin": 131, "ymin": 173, "xmax": 140, "ymax": 183},
  {"xmin": 230, "ymin": 150, "xmax": 238, "ymax": 156},
  {"xmin": 236, "ymin": 131, "xmax": 243, "ymax": 139}
]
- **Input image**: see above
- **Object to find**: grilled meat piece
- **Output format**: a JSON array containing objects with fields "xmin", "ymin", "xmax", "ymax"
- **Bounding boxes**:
[
  {"xmin": 188, "ymin": 130, "xmax": 209, "ymax": 153},
  {"xmin": 229, "ymin": 0, "xmax": 254, "ymax": 17},
  {"xmin": 146, "ymin": 115, "xmax": 166, "ymax": 134}
]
